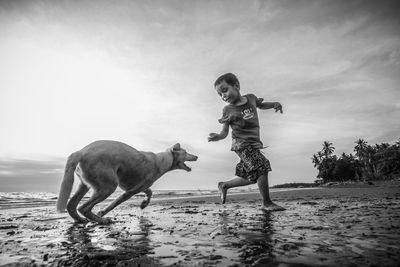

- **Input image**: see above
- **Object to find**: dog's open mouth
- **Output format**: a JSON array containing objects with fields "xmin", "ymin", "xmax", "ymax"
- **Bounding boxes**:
[
  {"xmin": 180, "ymin": 160, "xmax": 196, "ymax": 172},
  {"xmin": 181, "ymin": 163, "xmax": 192, "ymax": 172},
  {"xmin": 180, "ymin": 155, "xmax": 197, "ymax": 172}
]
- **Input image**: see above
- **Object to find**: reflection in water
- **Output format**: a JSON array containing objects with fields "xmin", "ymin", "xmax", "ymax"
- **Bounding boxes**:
[
  {"xmin": 57, "ymin": 217, "xmax": 160, "ymax": 266},
  {"xmin": 217, "ymin": 209, "xmax": 277, "ymax": 266},
  {"xmin": 237, "ymin": 210, "xmax": 276, "ymax": 265}
]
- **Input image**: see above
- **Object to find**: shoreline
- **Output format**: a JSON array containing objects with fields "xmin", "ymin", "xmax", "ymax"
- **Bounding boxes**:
[{"xmin": 0, "ymin": 187, "xmax": 321, "ymax": 211}]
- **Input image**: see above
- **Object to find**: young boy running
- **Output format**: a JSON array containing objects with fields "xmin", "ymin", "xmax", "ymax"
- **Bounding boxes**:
[{"xmin": 208, "ymin": 73, "xmax": 285, "ymax": 211}]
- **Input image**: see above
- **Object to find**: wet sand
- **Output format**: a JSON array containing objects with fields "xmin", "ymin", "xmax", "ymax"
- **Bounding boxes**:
[{"xmin": 1, "ymin": 183, "xmax": 400, "ymax": 266}]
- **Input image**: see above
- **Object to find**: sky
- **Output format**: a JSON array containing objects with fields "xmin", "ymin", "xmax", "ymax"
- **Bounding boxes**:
[{"xmin": 0, "ymin": 0, "xmax": 399, "ymax": 192}]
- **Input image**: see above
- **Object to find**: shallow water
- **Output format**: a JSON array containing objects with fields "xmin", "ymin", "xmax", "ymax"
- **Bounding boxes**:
[
  {"xmin": 1, "ymin": 186, "xmax": 399, "ymax": 266},
  {"xmin": 0, "ymin": 188, "xmax": 300, "ymax": 210}
]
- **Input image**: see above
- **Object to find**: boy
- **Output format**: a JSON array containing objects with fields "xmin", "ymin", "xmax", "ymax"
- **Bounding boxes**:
[{"xmin": 208, "ymin": 73, "xmax": 284, "ymax": 211}]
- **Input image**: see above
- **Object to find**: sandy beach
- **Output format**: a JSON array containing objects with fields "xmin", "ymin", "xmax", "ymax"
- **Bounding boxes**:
[{"xmin": 1, "ymin": 182, "xmax": 400, "ymax": 267}]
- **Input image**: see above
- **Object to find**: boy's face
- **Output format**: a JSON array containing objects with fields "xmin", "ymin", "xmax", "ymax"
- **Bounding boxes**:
[{"xmin": 215, "ymin": 80, "xmax": 240, "ymax": 104}]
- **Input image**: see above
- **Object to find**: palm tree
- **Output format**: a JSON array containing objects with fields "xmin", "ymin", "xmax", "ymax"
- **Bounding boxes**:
[
  {"xmin": 317, "ymin": 151, "xmax": 324, "ymax": 160},
  {"xmin": 312, "ymin": 154, "xmax": 321, "ymax": 168},
  {"xmin": 354, "ymin": 139, "xmax": 380, "ymax": 180},
  {"xmin": 354, "ymin": 139, "xmax": 368, "ymax": 160},
  {"xmin": 322, "ymin": 141, "xmax": 335, "ymax": 158},
  {"xmin": 354, "ymin": 139, "xmax": 370, "ymax": 180}
]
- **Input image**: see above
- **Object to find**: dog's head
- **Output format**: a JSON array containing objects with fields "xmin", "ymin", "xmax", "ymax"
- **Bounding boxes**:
[{"xmin": 170, "ymin": 143, "xmax": 198, "ymax": 172}]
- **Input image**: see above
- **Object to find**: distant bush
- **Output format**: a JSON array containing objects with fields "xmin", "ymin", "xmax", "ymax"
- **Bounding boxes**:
[
  {"xmin": 312, "ymin": 139, "xmax": 400, "ymax": 183},
  {"xmin": 271, "ymin": 183, "xmax": 318, "ymax": 188}
]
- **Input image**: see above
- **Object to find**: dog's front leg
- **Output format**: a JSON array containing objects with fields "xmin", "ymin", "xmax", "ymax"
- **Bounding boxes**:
[
  {"xmin": 97, "ymin": 187, "xmax": 143, "ymax": 217},
  {"xmin": 140, "ymin": 188, "xmax": 152, "ymax": 209}
]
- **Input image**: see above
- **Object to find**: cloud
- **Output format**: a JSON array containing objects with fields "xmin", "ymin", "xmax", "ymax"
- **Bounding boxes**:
[{"xmin": 0, "ymin": 0, "xmax": 399, "ymax": 191}]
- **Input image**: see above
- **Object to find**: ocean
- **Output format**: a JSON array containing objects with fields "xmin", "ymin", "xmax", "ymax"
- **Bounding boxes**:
[{"xmin": 0, "ymin": 187, "xmax": 312, "ymax": 210}]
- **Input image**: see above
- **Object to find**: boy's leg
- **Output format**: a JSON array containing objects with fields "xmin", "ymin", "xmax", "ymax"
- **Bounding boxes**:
[
  {"xmin": 218, "ymin": 176, "xmax": 253, "ymax": 204},
  {"xmin": 257, "ymin": 173, "xmax": 285, "ymax": 211}
]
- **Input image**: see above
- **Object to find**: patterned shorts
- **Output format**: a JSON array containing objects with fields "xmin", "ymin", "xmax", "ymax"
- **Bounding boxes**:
[{"xmin": 235, "ymin": 146, "xmax": 272, "ymax": 183}]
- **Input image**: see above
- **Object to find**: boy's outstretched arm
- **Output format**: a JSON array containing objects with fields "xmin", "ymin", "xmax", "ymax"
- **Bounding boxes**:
[
  {"xmin": 208, "ymin": 123, "xmax": 229, "ymax": 142},
  {"xmin": 259, "ymin": 101, "xmax": 283, "ymax": 113}
]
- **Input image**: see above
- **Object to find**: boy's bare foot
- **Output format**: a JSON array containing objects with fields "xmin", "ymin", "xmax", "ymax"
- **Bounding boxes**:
[
  {"xmin": 218, "ymin": 182, "xmax": 227, "ymax": 204},
  {"xmin": 262, "ymin": 202, "xmax": 285, "ymax": 211}
]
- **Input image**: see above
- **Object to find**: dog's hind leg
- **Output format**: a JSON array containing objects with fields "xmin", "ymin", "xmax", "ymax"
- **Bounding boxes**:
[
  {"xmin": 78, "ymin": 185, "xmax": 117, "ymax": 224},
  {"xmin": 140, "ymin": 188, "xmax": 152, "ymax": 209},
  {"xmin": 66, "ymin": 182, "xmax": 89, "ymax": 224}
]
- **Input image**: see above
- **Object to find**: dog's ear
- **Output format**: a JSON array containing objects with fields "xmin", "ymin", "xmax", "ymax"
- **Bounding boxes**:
[{"xmin": 172, "ymin": 143, "xmax": 181, "ymax": 151}]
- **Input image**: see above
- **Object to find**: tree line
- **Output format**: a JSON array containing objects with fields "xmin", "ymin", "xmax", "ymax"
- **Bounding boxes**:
[{"xmin": 312, "ymin": 139, "xmax": 400, "ymax": 183}]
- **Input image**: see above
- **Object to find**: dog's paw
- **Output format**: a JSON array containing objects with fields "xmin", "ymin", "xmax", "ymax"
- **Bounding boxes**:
[
  {"xmin": 73, "ymin": 218, "xmax": 89, "ymax": 224},
  {"xmin": 97, "ymin": 210, "xmax": 106, "ymax": 217},
  {"xmin": 140, "ymin": 200, "xmax": 149, "ymax": 209},
  {"xmin": 98, "ymin": 217, "xmax": 113, "ymax": 225}
]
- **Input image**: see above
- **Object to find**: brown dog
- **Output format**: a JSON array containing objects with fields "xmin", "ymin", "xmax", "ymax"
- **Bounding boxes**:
[{"xmin": 56, "ymin": 140, "xmax": 197, "ymax": 224}]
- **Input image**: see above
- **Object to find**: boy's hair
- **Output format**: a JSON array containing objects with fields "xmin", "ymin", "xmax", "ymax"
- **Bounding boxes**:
[{"xmin": 214, "ymin": 73, "xmax": 240, "ymax": 88}]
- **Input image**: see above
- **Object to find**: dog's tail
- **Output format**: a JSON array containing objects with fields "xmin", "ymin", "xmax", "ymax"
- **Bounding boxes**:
[{"xmin": 56, "ymin": 151, "xmax": 82, "ymax": 213}]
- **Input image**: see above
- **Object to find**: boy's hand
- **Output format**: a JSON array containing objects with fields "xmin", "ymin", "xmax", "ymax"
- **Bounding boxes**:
[
  {"xmin": 208, "ymin": 133, "xmax": 220, "ymax": 142},
  {"xmin": 274, "ymin": 103, "xmax": 283, "ymax": 114}
]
